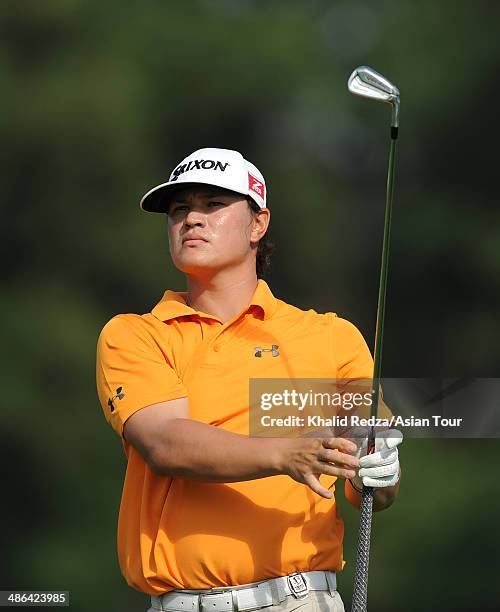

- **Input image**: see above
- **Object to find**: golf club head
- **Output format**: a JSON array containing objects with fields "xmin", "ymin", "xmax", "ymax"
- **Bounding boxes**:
[{"xmin": 348, "ymin": 65, "xmax": 400, "ymax": 127}]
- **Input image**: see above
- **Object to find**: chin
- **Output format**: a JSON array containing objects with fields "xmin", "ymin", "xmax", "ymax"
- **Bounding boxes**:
[
  {"xmin": 173, "ymin": 257, "xmax": 221, "ymax": 275},
  {"xmin": 174, "ymin": 255, "xmax": 247, "ymax": 276}
]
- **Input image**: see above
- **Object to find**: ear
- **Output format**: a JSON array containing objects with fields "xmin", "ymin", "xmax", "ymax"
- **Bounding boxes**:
[{"xmin": 250, "ymin": 208, "xmax": 271, "ymax": 243}]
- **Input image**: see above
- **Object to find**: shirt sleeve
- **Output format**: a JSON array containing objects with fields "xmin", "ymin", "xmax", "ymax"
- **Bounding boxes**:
[
  {"xmin": 329, "ymin": 314, "xmax": 393, "ymax": 422},
  {"xmin": 96, "ymin": 314, "xmax": 187, "ymax": 438},
  {"xmin": 329, "ymin": 314, "xmax": 374, "ymax": 379}
]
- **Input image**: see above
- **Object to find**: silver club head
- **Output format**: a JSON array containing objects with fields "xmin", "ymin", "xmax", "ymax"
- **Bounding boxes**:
[{"xmin": 348, "ymin": 65, "xmax": 400, "ymax": 128}]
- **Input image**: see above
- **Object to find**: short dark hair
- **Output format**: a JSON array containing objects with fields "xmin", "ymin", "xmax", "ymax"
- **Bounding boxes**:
[{"xmin": 247, "ymin": 199, "xmax": 274, "ymax": 278}]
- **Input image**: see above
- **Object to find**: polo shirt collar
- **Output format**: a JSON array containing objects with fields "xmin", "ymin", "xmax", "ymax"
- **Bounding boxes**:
[
  {"xmin": 248, "ymin": 279, "xmax": 277, "ymax": 320},
  {"xmin": 151, "ymin": 279, "xmax": 277, "ymax": 322}
]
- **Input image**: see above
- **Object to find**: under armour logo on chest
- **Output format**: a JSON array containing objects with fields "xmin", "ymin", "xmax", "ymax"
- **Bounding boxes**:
[{"xmin": 254, "ymin": 345, "xmax": 280, "ymax": 358}]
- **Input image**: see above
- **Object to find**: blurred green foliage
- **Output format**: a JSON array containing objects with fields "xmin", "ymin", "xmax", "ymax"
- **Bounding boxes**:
[{"xmin": 1, "ymin": 1, "xmax": 499, "ymax": 610}]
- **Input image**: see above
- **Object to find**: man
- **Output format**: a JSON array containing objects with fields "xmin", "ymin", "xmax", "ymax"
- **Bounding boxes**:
[{"xmin": 96, "ymin": 147, "xmax": 402, "ymax": 612}]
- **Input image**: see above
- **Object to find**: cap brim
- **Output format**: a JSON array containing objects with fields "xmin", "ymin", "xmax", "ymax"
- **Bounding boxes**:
[{"xmin": 140, "ymin": 180, "xmax": 249, "ymax": 213}]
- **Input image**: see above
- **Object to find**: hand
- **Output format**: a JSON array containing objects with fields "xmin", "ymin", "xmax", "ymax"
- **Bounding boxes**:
[
  {"xmin": 282, "ymin": 437, "xmax": 361, "ymax": 499},
  {"xmin": 350, "ymin": 429, "xmax": 403, "ymax": 490}
]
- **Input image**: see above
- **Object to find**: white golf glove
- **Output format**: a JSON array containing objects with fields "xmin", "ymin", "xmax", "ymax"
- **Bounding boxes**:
[{"xmin": 350, "ymin": 429, "xmax": 403, "ymax": 490}]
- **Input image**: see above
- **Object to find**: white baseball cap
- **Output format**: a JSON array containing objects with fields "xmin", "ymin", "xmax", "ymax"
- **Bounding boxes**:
[{"xmin": 140, "ymin": 147, "xmax": 267, "ymax": 212}]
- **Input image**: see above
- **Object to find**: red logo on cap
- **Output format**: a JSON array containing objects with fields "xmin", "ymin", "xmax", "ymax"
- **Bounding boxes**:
[{"xmin": 248, "ymin": 173, "xmax": 265, "ymax": 200}]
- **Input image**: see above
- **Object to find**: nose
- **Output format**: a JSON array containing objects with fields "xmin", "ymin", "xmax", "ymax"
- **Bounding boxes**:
[{"xmin": 184, "ymin": 209, "xmax": 206, "ymax": 228}]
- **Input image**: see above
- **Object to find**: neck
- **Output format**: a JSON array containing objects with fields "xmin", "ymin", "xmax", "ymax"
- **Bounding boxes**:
[{"xmin": 186, "ymin": 269, "xmax": 259, "ymax": 323}]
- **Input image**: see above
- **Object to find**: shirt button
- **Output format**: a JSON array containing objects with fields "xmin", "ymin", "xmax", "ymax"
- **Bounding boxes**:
[{"xmin": 213, "ymin": 344, "xmax": 221, "ymax": 352}]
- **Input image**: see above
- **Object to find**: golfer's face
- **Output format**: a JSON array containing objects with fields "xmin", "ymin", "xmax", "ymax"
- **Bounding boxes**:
[{"xmin": 167, "ymin": 187, "xmax": 255, "ymax": 274}]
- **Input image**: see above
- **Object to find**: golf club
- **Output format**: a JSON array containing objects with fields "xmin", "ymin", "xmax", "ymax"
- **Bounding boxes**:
[{"xmin": 347, "ymin": 65, "xmax": 400, "ymax": 612}]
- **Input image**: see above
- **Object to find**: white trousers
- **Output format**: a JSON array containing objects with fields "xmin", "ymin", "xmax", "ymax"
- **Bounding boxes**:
[{"xmin": 148, "ymin": 589, "xmax": 345, "ymax": 612}]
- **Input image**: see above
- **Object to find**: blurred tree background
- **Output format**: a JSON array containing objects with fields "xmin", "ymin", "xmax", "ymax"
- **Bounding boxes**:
[{"xmin": 1, "ymin": 1, "xmax": 499, "ymax": 610}]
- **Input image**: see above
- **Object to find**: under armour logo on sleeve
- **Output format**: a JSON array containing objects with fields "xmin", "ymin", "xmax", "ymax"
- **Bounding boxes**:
[{"xmin": 108, "ymin": 386, "xmax": 125, "ymax": 412}]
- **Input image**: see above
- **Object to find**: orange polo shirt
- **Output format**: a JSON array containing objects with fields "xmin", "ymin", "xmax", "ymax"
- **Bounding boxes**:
[{"xmin": 96, "ymin": 280, "xmax": 373, "ymax": 595}]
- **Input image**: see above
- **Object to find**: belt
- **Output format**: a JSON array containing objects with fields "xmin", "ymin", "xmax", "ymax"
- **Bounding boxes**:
[{"xmin": 150, "ymin": 570, "xmax": 337, "ymax": 612}]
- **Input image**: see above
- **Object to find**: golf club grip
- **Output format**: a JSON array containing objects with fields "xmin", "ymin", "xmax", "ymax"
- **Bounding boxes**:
[{"xmin": 350, "ymin": 486, "xmax": 374, "ymax": 612}]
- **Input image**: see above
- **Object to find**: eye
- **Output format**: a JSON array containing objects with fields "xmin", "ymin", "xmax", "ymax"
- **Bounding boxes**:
[
  {"xmin": 169, "ymin": 204, "xmax": 189, "ymax": 214},
  {"xmin": 207, "ymin": 201, "xmax": 225, "ymax": 207}
]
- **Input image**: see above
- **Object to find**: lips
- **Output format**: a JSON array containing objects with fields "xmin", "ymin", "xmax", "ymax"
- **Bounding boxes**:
[{"xmin": 182, "ymin": 234, "xmax": 208, "ymax": 244}]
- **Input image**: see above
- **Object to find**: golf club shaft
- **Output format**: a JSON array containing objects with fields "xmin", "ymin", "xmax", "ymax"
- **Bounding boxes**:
[
  {"xmin": 370, "ymin": 133, "xmax": 397, "ymax": 428},
  {"xmin": 351, "ymin": 130, "xmax": 398, "ymax": 612}
]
